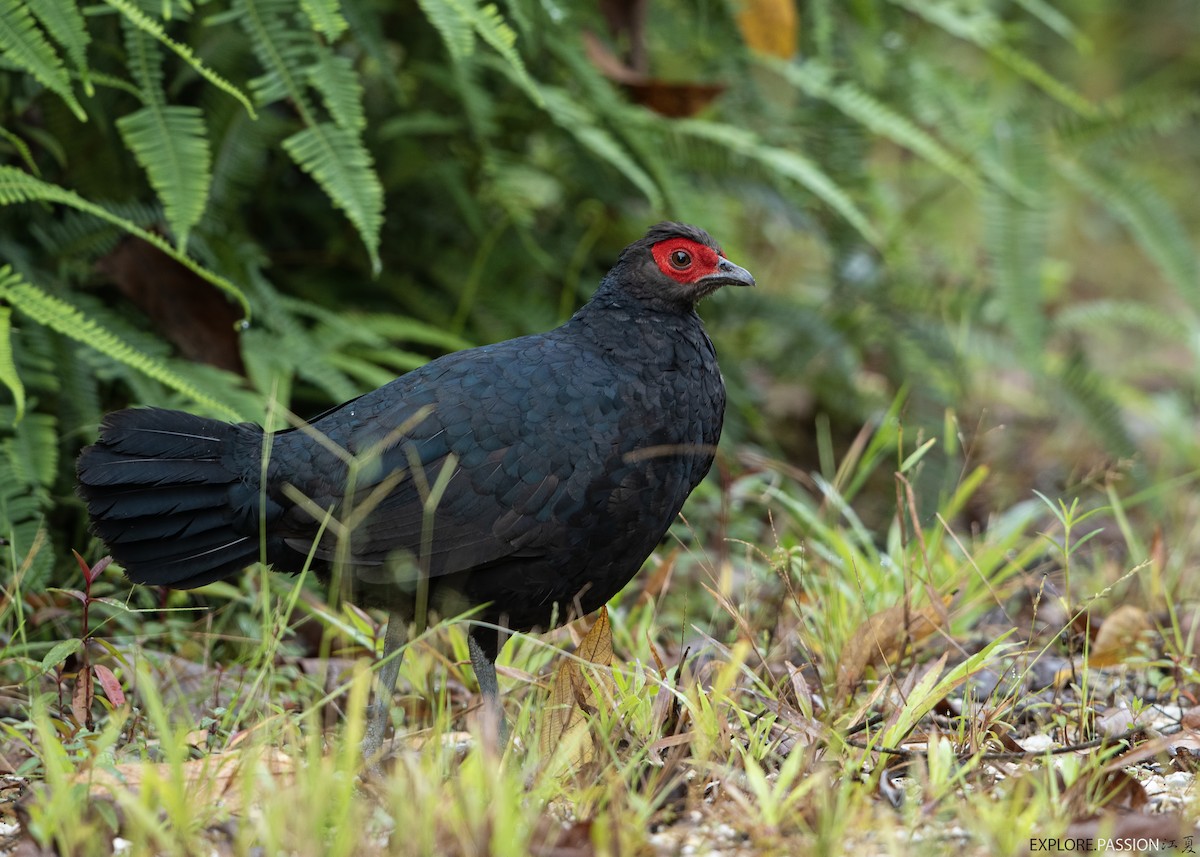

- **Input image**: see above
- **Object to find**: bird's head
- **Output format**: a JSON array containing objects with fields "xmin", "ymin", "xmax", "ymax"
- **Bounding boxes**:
[{"xmin": 605, "ymin": 222, "xmax": 755, "ymax": 310}]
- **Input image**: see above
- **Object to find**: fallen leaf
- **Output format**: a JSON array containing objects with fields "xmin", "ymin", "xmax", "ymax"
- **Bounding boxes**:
[
  {"xmin": 539, "ymin": 608, "xmax": 615, "ymax": 773},
  {"xmin": 835, "ymin": 595, "xmax": 951, "ymax": 703},
  {"xmin": 81, "ymin": 747, "xmax": 296, "ymax": 812},
  {"xmin": 1064, "ymin": 768, "xmax": 1147, "ymax": 815},
  {"xmin": 1089, "ymin": 604, "xmax": 1155, "ymax": 667}
]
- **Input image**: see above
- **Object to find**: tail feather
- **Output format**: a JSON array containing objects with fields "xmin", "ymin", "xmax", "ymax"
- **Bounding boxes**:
[
  {"xmin": 77, "ymin": 407, "xmax": 265, "ymax": 588},
  {"xmin": 86, "ymin": 484, "xmax": 232, "ymax": 520},
  {"xmin": 91, "ymin": 506, "xmax": 238, "ymax": 544}
]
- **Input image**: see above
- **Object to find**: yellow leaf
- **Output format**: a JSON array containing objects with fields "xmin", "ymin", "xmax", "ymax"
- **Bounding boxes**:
[{"xmin": 735, "ymin": 0, "xmax": 798, "ymax": 59}]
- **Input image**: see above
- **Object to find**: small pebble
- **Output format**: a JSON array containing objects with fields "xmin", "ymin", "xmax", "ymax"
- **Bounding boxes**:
[{"xmin": 1164, "ymin": 771, "xmax": 1193, "ymax": 790}]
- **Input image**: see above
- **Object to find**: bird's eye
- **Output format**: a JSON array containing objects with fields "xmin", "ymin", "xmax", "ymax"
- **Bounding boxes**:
[{"xmin": 670, "ymin": 249, "xmax": 692, "ymax": 270}]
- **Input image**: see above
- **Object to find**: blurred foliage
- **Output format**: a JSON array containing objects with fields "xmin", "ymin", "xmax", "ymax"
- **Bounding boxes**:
[{"xmin": 0, "ymin": 0, "xmax": 1197, "ymax": 593}]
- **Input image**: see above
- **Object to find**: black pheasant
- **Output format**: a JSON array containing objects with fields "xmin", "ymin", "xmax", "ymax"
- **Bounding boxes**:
[{"xmin": 76, "ymin": 222, "xmax": 753, "ymax": 759}]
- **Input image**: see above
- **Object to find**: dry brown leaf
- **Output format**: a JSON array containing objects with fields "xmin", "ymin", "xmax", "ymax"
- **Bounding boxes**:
[
  {"xmin": 538, "ymin": 608, "xmax": 614, "ymax": 773},
  {"xmin": 581, "ymin": 32, "xmax": 726, "ymax": 118},
  {"xmin": 1064, "ymin": 768, "xmax": 1148, "ymax": 816},
  {"xmin": 71, "ymin": 666, "xmax": 94, "ymax": 729},
  {"xmin": 638, "ymin": 548, "xmax": 678, "ymax": 604},
  {"xmin": 622, "ymin": 81, "xmax": 725, "ymax": 118},
  {"xmin": 96, "ymin": 236, "xmax": 245, "ymax": 374},
  {"xmin": 735, "ymin": 0, "xmax": 798, "ymax": 58},
  {"xmin": 1089, "ymin": 604, "xmax": 1155, "ymax": 667},
  {"xmin": 835, "ymin": 595, "xmax": 952, "ymax": 703},
  {"xmin": 80, "ymin": 747, "xmax": 295, "ymax": 811}
]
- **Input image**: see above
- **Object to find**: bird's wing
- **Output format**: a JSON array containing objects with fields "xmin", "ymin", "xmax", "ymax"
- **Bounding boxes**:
[{"xmin": 276, "ymin": 336, "xmax": 617, "ymax": 577}]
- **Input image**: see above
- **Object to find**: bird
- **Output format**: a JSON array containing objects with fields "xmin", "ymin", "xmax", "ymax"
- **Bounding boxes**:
[{"xmin": 76, "ymin": 221, "xmax": 754, "ymax": 764}]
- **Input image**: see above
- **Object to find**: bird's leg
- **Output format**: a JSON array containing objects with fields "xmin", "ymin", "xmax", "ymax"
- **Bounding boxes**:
[
  {"xmin": 361, "ymin": 612, "xmax": 407, "ymax": 773},
  {"xmin": 468, "ymin": 632, "xmax": 508, "ymax": 751}
]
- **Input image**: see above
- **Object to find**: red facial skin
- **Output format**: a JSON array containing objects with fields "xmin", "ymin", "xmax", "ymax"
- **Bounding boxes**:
[{"xmin": 651, "ymin": 238, "xmax": 724, "ymax": 284}]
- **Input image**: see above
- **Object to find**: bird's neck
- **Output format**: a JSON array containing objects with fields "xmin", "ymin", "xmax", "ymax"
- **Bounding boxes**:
[{"xmin": 568, "ymin": 291, "xmax": 712, "ymax": 367}]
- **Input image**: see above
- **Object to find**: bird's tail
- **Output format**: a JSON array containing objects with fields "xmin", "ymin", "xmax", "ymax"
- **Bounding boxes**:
[{"xmin": 76, "ymin": 407, "xmax": 266, "ymax": 589}]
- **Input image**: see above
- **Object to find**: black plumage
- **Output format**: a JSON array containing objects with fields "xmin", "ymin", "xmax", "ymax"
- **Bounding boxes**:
[{"xmin": 76, "ymin": 222, "xmax": 753, "ymax": 758}]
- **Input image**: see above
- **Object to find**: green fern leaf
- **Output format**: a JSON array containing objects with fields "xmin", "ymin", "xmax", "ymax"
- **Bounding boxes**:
[
  {"xmin": 5, "ymin": 410, "xmax": 56, "ymax": 491},
  {"xmin": 767, "ymin": 58, "xmax": 981, "ymax": 192},
  {"xmin": 540, "ymin": 87, "xmax": 661, "ymax": 209},
  {"xmin": 301, "ymin": 0, "xmax": 348, "ymax": 39},
  {"xmin": 116, "ymin": 106, "xmax": 213, "ymax": 251},
  {"xmin": 893, "ymin": 0, "xmax": 1096, "ymax": 117},
  {"xmin": 1059, "ymin": 159, "xmax": 1200, "ymax": 312},
  {"xmin": 0, "ymin": 0, "xmax": 85, "ymax": 120},
  {"xmin": 461, "ymin": 1, "xmax": 539, "ymax": 104},
  {"xmin": 0, "ymin": 166, "xmax": 250, "ymax": 318},
  {"xmin": 1054, "ymin": 299, "xmax": 1190, "ymax": 343},
  {"xmin": 103, "ymin": 0, "xmax": 257, "ymax": 118},
  {"xmin": 27, "ymin": 0, "xmax": 91, "ymax": 95},
  {"xmin": 0, "ymin": 125, "xmax": 40, "ymax": 175},
  {"xmin": 0, "ymin": 407, "xmax": 57, "ymax": 586},
  {"xmin": 309, "ymin": 50, "xmax": 365, "ymax": 131},
  {"xmin": 0, "ymin": 306, "xmax": 24, "ymax": 424},
  {"xmin": 282, "ymin": 123, "xmax": 383, "ymax": 274},
  {"xmin": 675, "ymin": 119, "xmax": 879, "ymax": 246},
  {"xmin": 236, "ymin": 0, "xmax": 319, "ymax": 112},
  {"xmin": 983, "ymin": 125, "xmax": 1047, "ymax": 357},
  {"xmin": 415, "ymin": 0, "xmax": 475, "ymax": 61},
  {"xmin": 118, "ymin": 23, "xmax": 213, "ymax": 250},
  {"xmin": 1053, "ymin": 347, "xmax": 1134, "ymax": 456},
  {"xmin": 1012, "ymin": 0, "xmax": 1090, "ymax": 50},
  {"xmin": 0, "ymin": 266, "xmax": 245, "ymax": 420}
]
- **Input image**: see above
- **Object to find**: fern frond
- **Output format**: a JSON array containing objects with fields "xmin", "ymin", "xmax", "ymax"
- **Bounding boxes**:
[
  {"xmin": 767, "ymin": 58, "xmax": 982, "ymax": 193},
  {"xmin": 103, "ymin": 0, "xmax": 257, "ymax": 118},
  {"xmin": 1012, "ymin": 0, "xmax": 1090, "ymax": 51},
  {"xmin": 27, "ymin": 0, "xmax": 91, "ymax": 95},
  {"xmin": 1059, "ymin": 159, "xmax": 1200, "ymax": 311},
  {"xmin": 309, "ymin": 50, "xmax": 365, "ymax": 131},
  {"xmin": 0, "ymin": 306, "xmax": 24, "ymax": 424},
  {"xmin": 282, "ymin": 123, "xmax": 383, "ymax": 274},
  {"xmin": 1052, "ymin": 347, "xmax": 1134, "ymax": 457},
  {"xmin": 674, "ymin": 119, "xmax": 880, "ymax": 246},
  {"xmin": 0, "ymin": 266, "xmax": 245, "ymax": 420},
  {"xmin": 982, "ymin": 125, "xmax": 1047, "ymax": 357},
  {"xmin": 1054, "ymin": 299, "xmax": 1191, "ymax": 343},
  {"xmin": 1057, "ymin": 92, "xmax": 1200, "ymax": 152},
  {"xmin": 117, "ymin": 105, "xmax": 213, "ymax": 251},
  {"xmin": 0, "ymin": 166, "xmax": 249, "ymax": 318},
  {"xmin": 417, "ymin": 0, "xmax": 540, "ymax": 105},
  {"xmin": 301, "ymin": 0, "xmax": 348, "ymax": 39},
  {"xmin": 0, "ymin": 0, "xmax": 85, "ymax": 120},
  {"xmin": 236, "ymin": 0, "xmax": 319, "ymax": 112},
  {"xmin": 0, "ymin": 125, "xmax": 40, "ymax": 175},
  {"xmin": 539, "ymin": 87, "xmax": 662, "ymax": 209},
  {"xmin": 0, "ymin": 407, "xmax": 57, "ymax": 586},
  {"xmin": 415, "ymin": 0, "xmax": 475, "ymax": 62},
  {"xmin": 5, "ymin": 410, "xmax": 56, "ymax": 491},
  {"xmin": 118, "ymin": 22, "xmax": 213, "ymax": 250},
  {"xmin": 892, "ymin": 0, "xmax": 1097, "ymax": 117},
  {"xmin": 459, "ymin": 0, "xmax": 539, "ymax": 104}
]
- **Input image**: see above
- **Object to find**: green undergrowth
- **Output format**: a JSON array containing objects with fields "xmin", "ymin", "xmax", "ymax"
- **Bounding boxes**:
[{"xmin": 3, "ymin": 415, "xmax": 1196, "ymax": 857}]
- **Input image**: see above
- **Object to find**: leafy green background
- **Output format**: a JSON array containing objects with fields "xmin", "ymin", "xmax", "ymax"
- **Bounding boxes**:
[{"xmin": 1, "ymin": 0, "xmax": 1197, "ymax": 597}]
